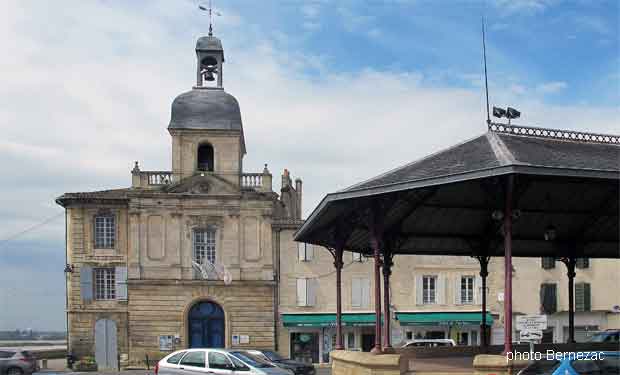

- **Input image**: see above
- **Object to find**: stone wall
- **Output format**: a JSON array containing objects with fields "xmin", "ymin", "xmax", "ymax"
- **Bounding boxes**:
[
  {"xmin": 330, "ymin": 351, "xmax": 405, "ymax": 375},
  {"xmin": 127, "ymin": 281, "xmax": 276, "ymax": 365}
]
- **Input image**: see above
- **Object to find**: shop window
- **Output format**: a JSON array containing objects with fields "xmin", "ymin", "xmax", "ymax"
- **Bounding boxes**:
[
  {"xmin": 290, "ymin": 332, "xmax": 319, "ymax": 364},
  {"xmin": 347, "ymin": 333, "xmax": 355, "ymax": 349}
]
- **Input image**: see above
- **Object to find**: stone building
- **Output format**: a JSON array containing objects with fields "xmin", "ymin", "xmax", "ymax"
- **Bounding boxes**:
[
  {"xmin": 280, "ymin": 237, "xmax": 619, "ymax": 365},
  {"xmin": 56, "ymin": 32, "xmax": 303, "ymax": 368}
]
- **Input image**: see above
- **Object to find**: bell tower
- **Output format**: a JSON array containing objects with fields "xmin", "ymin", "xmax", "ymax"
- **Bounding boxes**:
[
  {"xmin": 195, "ymin": 31, "xmax": 224, "ymax": 88},
  {"xmin": 168, "ymin": 32, "xmax": 245, "ymax": 185}
]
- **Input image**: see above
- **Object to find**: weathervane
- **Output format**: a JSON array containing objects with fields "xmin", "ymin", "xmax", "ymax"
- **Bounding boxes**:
[{"xmin": 199, "ymin": 0, "xmax": 221, "ymax": 37}]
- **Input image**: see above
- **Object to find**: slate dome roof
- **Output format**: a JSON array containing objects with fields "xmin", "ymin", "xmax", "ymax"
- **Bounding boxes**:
[
  {"xmin": 196, "ymin": 35, "xmax": 223, "ymax": 51},
  {"xmin": 168, "ymin": 88, "xmax": 243, "ymax": 131}
]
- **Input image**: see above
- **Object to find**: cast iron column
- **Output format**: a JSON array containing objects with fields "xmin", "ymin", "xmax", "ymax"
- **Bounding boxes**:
[
  {"xmin": 382, "ymin": 250, "xmax": 394, "ymax": 353},
  {"xmin": 334, "ymin": 246, "xmax": 344, "ymax": 350},
  {"xmin": 564, "ymin": 257, "xmax": 576, "ymax": 344},
  {"xmin": 477, "ymin": 256, "xmax": 490, "ymax": 348},
  {"xmin": 369, "ymin": 212, "xmax": 383, "ymax": 354},
  {"xmin": 503, "ymin": 175, "xmax": 514, "ymax": 354}
]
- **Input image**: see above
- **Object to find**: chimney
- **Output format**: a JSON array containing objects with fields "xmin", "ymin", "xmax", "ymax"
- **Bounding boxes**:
[
  {"xmin": 281, "ymin": 169, "xmax": 291, "ymax": 190},
  {"xmin": 295, "ymin": 178, "xmax": 302, "ymax": 219}
]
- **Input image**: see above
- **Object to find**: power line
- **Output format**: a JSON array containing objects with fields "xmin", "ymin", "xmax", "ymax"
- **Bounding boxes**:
[{"xmin": 0, "ymin": 212, "xmax": 64, "ymax": 249}]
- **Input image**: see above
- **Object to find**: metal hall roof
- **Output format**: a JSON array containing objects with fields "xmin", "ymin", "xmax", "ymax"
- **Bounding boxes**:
[{"xmin": 295, "ymin": 124, "xmax": 620, "ymax": 259}]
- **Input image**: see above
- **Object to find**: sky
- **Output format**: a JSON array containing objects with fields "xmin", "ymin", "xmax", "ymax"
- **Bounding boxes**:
[{"xmin": 0, "ymin": 0, "xmax": 618, "ymax": 330}]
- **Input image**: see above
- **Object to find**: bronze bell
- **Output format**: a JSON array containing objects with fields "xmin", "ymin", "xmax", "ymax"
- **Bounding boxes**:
[{"xmin": 202, "ymin": 65, "xmax": 217, "ymax": 82}]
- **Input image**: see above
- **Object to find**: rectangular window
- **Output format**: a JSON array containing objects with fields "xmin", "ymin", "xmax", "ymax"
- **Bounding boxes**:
[
  {"xmin": 540, "ymin": 283, "xmax": 557, "ymax": 314},
  {"xmin": 541, "ymin": 257, "xmax": 555, "ymax": 269},
  {"xmin": 351, "ymin": 277, "xmax": 370, "ymax": 308},
  {"xmin": 576, "ymin": 258, "xmax": 589, "ymax": 269},
  {"xmin": 194, "ymin": 229, "xmax": 216, "ymax": 264},
  {"xmin": 352, "ymin": 252, "xmax": 363, "ymax": 262},
  {"xmin": 94, "ymin": 268, "xmax": 116, "ymax": 300},
  {"xmin": 423, "ymin": 276, "xmax": 437, "ymax": 304},
  {"xmin": 296, "ymin": 278, "xmax": 317, "ymax": 307},
  {"xmin": 575, "ymin": 282, "xmax": 591, "ymax": 312},
  {"xmin": 94, "ymin": 215, "xmax": 115, "ymax": 249},
  {"xmin": 297, "ymin": 243, "xmax": 313, "ymax": 261},
  {"xmin": 461, "ymin": 276, "xmax": 475, "ymax": 304}
]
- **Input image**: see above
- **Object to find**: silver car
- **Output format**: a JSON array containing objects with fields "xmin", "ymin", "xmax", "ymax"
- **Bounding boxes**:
[
  {"xmin": 0, "ymin": 349, "xmax": 38, "ymax": 375},
  {"xmin": 156, "ymin": 348, "xmax": 292, "ymax": 375}
]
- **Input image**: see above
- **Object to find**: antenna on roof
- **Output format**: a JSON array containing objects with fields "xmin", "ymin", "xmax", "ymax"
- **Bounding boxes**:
[{"xmin": 482, "ymin": 17, "xmax": 491, "ymax": 126}]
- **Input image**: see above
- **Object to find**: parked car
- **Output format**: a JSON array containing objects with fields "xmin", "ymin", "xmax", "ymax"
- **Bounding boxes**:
[
  {"xmin": 588, "ymin": 329, "xmax": 620, "ymax": 343},
  {"xmin": 156, "ymin": 348, "xmax": 292, "ymax": 375},
  {"xmin": 401, "ymin": 339, "xmax": 456, "ymax": 348},
  {"xmin": 517, "ymin": 351, "xmax": 619, "ymax": 375},
  {"xmin": 247, "ymin": 350, "xmax": 315, "ymax": 375},
  {"xmin": 0, "ymin": 349, "xmax": 37, "ymax": 375}
]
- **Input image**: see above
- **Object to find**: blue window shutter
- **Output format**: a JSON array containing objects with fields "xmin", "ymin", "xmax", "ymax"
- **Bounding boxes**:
[
  {"xmin": 115, "ymin": 267, "xmax": 128, "ymax": 301},
  {"xmin": 80, "ymin": 266, "xmax": 93, "ymax": 303}
]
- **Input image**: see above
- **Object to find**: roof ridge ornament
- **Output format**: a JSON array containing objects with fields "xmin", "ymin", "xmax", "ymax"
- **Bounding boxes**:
[{"xmin": 489, "ymin": 122, "xmax": 620, "ymax": 145}]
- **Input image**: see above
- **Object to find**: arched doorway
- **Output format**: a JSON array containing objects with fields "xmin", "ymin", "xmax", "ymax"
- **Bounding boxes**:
[{"xmin": 188, "ymin": 301, "xmax": 225, "ymax": 348}]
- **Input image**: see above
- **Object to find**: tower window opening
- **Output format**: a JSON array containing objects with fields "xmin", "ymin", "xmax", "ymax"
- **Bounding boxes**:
[{"xmin": 197, "ymin": 144, "xmax": 214, "ymax": 172}]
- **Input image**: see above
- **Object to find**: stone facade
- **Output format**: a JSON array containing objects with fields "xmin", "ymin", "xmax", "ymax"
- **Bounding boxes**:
[
  {"xmin": 56, "ymin": 33, "xmax": 303, "ymax": 368},
  {"xmin": 278, "ymin": 244, "xmax": 620, "ymax": 363}
]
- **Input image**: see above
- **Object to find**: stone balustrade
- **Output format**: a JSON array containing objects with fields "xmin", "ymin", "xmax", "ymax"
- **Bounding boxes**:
[{"xmin": 131, "ymin": 167, "xmax": 272, "ymax": 192}]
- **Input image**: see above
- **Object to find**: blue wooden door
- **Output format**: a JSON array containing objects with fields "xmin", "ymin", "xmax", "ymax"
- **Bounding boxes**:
[{"xmin": 188, "ymin": 302, "xmax": 225, "ymax": 348}]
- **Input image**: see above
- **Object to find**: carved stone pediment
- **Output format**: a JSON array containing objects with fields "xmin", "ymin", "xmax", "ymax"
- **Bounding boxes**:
[{"xmin": 164, "ymin": 174, "xmax": 237, "ymax": 195}]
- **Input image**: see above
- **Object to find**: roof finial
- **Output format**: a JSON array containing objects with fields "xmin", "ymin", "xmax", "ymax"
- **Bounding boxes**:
[{"xmin": 199, "ymin": 0, "xmax": 220, "ymax": 37}]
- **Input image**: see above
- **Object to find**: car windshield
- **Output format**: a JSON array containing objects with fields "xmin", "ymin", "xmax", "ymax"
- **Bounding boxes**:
[
  {"xmin": 589, "ymin": 331, "xmax": 619, "ymax": 343},
  {"xmin": 229, "ymin": 352, "xmax": 275, "ymax": 368},
  {"xmin": 518, "ymin": 360, "xmax": 560, "ymax": 375},
  {"xmin": 262, "ymin": 350, "xmax": 284, "ymax": 361}
]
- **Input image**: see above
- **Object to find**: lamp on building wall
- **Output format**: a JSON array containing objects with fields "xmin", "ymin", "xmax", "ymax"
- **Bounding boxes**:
[
  {"xmin": 544, "ymin": 224, "xmax": 557, "ymax": 241},
  {"xmin": 64, "ymin": 264, "xmax": 74, "ymax": 273}
]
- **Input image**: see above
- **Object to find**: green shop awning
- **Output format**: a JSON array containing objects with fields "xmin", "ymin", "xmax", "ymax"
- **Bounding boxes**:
[
  {"xmin": 396, "ymin": 312, "xmax": 493, "ymax": 326},
  {"xmin": 282, "ymin": 313, "xmax": 377, "ymax": 327}
]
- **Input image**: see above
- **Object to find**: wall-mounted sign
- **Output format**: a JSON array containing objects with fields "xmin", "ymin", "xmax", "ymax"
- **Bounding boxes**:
[
  {"xmin": 232, "ymin": 335, "xmax": 240, "ymax": 345},
  {"xmin": 240, "ymin": 335, "xmax": 250, "ymax": 344},
  {"xmin": 159, "ymin": 335, "xmax": 174, "ymax": 351},
  {"xmin": 516, "ymin": 315, "xmax": 547, "ymax": 331},
  {"xmin": 519, "ymin": 329, "xmax": 542, "ymax": 342},
  {"xmin": 497, "ymin": 292, "xmax": 504, "ymax": 302}
]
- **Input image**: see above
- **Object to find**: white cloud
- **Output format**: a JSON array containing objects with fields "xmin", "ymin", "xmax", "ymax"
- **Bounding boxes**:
[
  {"xmin": 492, "ymin": 0, "xmax": 556, "ymax": 15},
  {"xmin": 536, "ymin": 81, "xmax": 568, "ymax": 94}
]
